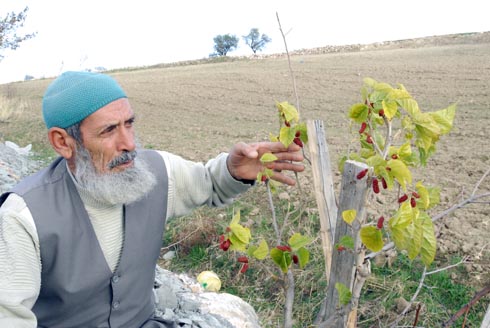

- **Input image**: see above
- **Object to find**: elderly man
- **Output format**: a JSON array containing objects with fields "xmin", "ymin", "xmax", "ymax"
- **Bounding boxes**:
[{"xmin": 0, "ymin": 71, "xmax": 304, "ymax": 328}]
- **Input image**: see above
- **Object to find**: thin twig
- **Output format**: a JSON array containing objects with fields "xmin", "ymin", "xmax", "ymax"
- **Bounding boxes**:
[
  {"xmin": 160, "ymin": 226, "xmax": 201, "ymax": 252},
  {"xmin": 442, "ymin": 284, "xmax": 490, "ymax": 327},
  {"xmin": 471, "ymin": 167, "xmax": 490, "ymax": 197},
  {"xmin": 276, "ymin": 12, "xmax": 300, "ymax": 114},
  {"xmin": 381, "ymin": 116, "xmax": 393, "ymax": 160},
  {"xmin": 266, "ymin": 181, "xmax": 281, "ymax": 245},
  {"xmin": 426, "ymin": 256, "xmax": 470, "ymax": 275},
  {"xmin": 389, "ymin": 266, "xmax": 427, "ymax": 327}
]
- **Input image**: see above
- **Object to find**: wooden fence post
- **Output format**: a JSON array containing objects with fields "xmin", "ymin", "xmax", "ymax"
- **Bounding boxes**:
[
  {"xmin": 322, "ymin": 160, "xmax": 369, "ymax": 327},
  {"xmin": 306, "ymin": 119, "xmax": 338, "ymax": 282}
]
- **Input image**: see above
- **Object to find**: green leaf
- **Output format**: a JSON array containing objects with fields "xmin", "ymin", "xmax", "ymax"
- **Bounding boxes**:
[
  {"xmin": 335, "ymin": 282, "xmax": 352, "ymax": 306},
  {"xmin": 276, "ymin": 101, "xmax": 299, "ymax": 123},
  {"xmin": 387, "ymin": 158, "xmax": 412, "ymax": 191},
  {"xmin": 338, "ymin": 155, "xmax": 348, "ymax": 173},
  {"xmin": 419, "ymin": 212, "xmax": 437, "ymax": 266},
  {"xmin": 288, "ymin": 233, "xmax": 313, "ymax": 251},
  {"xmin": 252, "ymin": 239, "xmax": 269, "ymax": 260},
  {"xmin": 342, "ymin": 209, "xmax": 357, "ymax": 225},
  {"xmin": 260, "ymin": 153, "xmax": 278, "ymax": 164},
  {"xmin": 270, "ymin": 248, "xmax": 292, "ymax": 273},
  {"xmin": 348, "ymin": 103, "xmax": 369, "ymax": 123},
  {"xmin": 339, "ymin": 235, "xmax": 355, "ymax": 250},
  {"xmin": 296, "ymin": 247, "xmax": 310, "ymax": 269},
  {"xmin": 296, "ymin": 122, "xmax": 308, "ymax": 143},
  {"xmin": 360, "ymin": 226, "xmax": 384, "ymax": 252}
]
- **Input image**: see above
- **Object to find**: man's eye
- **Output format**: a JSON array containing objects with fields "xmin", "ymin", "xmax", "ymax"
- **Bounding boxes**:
[{"xmin": 103, "ymin": 126, "xmax": 116, "ymax": 134}]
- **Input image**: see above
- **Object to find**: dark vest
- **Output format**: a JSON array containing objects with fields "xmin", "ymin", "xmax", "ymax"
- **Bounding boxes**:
[{"xmin": 1, "ymin": 150, "xmax": 174, "ymax": 328}]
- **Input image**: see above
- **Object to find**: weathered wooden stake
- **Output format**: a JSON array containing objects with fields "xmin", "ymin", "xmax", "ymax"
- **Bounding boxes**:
[
  {"xmin": 306, "ymin": 119, "xmax": 338, "ymax": 281},
  {"xmin": 323, "ymin": 160, "xmax": 369, "ymax": 327}
]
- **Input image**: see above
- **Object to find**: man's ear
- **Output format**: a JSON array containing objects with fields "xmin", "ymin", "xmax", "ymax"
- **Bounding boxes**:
[{"xmin": 48, "ymin": 127, "xmax": 77, "ymax": 159}]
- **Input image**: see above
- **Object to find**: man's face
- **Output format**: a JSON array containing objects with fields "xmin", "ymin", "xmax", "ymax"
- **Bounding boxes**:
[{"xmin": 79, "ymin": 98, "xmax": 136, "ymax": 174}]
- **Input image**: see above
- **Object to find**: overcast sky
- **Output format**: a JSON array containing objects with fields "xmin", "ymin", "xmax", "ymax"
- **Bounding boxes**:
[{"xmin": 1, "ymin": 0, "xmax": 489, "ymax": 84}]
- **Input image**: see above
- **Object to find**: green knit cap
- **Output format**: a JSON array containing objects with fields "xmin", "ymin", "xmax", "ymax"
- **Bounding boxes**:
[{"xmin": 42, "ymin": 71, "xmax": 127, "ymax": 129}]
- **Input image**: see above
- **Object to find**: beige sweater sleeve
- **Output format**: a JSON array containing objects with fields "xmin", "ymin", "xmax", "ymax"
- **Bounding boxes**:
[{"xmin": 0, "ymin": 193, "xmax": 40, "ymax": 328}]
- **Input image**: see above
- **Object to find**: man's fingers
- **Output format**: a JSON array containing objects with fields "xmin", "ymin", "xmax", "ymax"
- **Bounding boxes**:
[
  {"xmin": 271, "ymin": 172, "xmax": 298, "ymax": 186},
  {"xmin": 268, "ymin": 161, "xmax": 304, "ymax": 173}
]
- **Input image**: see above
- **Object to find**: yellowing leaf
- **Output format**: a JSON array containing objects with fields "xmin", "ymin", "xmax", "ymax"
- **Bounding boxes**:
[
  {"xmin": 288, "ymin": 233, "xmax": 313, "ymax": 251},
  {"xmin": 260, "ymin": 153, "xmax": 278, "ymax": 164},
  {"xmin": 348, "ymin": 103, "xmax": 369, "ymax": 123},
  {"xmin": 427, "ymin": 186, "xmax": 441, "ymax": 209},
  {"xmin": 229, "ymin": 234, "xmax": 248, "ymax": 252},
  {"xmin": 419, "ymin": 211, "xmax": 437, "ymax": 266},
  {"xmin": 373, "ymin": 81, "xmax": 393, "ymax": 93},
  {"xmin": 269, "ymin": 132, "xmax": 279, "ymax": 142},
  {"xmin": 276, "ymin": 101, "xmax": 299, "ymax": 123},
  {"xmin": 382, "ymin": 99, "xmax": 398, "ymax": 120},
  {"xmin": 360, "ymin": 226, "xmax": 384, "ymax": 252},
  {"xmin": 388, "ymin": 87, "xmax": 411, "ymax": 101},
  {"xmin": 279, "ymin": 126, "xmax": 296, "ymax": 147},
  {"xmin": 391, "ymin": 223, "xmax": 410, "ymax": 251},
  {"xmin": 363, "ymin": 77, "xmax": 377, "ymax": 87},
  {"xmin": 230, "ymin": 210, "xmax": 241, "ymax": 226},
  {"xmin": 428, "ymin": 104, "xmax": 456, "ymax": 135},
  {"xmin": 253, "ymin": 239, "xmax": 269, "ymax": 260},
  {"xmin": 397, "ymin": 98, "xmax": 421, "ymax": 116},
  {"xmin": 398, "ymin": 142, "xmax": 412, "ymax": 159},
  {"xmin": 415, "ymin": 181, "xmax": 430, "ymax": 209},
  {"xmin": 335, "ymin": 282, "xmax": 352, "ymax": 306},
  {"xmin": 389, "ymin": 202, "xmax": 413, "ymax": 230},
  {"xmin": 407, "ymin": 210, "xmax": 423, "ymax": 260},
  {"xmin": 387, "ymin": 159, "xmax": 412, "ymax": 191},
  {"xmin": 342, "ymin": 209, "xmax": 357, "ymax": 225},
  {"xmin": 229, "ymin": 223, "xmax": 251, "ymax": 245}
]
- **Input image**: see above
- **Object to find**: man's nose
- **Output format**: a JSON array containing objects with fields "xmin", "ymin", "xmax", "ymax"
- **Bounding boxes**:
[{"xmin": 117, "ymin": 126, "xmax": 135, "ymax": 152}]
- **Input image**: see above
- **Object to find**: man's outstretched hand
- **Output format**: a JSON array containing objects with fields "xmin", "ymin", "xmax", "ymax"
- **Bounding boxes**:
[{"xmin": 227, "ymin": 141, "xmax": 305, "ymax": 186}]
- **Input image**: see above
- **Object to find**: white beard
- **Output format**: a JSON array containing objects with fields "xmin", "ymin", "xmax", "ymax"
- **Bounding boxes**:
[{"xmin": 73, "ymin": 145, "xmax": 157, "ymax": 205}]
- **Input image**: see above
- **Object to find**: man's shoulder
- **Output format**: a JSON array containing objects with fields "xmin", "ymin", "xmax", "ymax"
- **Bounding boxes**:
[{"xmin": 7, "ymin": 157, "xmax": 66, "ymax": 197}]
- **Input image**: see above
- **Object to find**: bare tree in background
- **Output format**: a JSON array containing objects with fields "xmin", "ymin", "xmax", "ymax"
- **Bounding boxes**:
[{"xmin": 0, "ymin": 7, "xmax": 36, "ymax": 61}]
